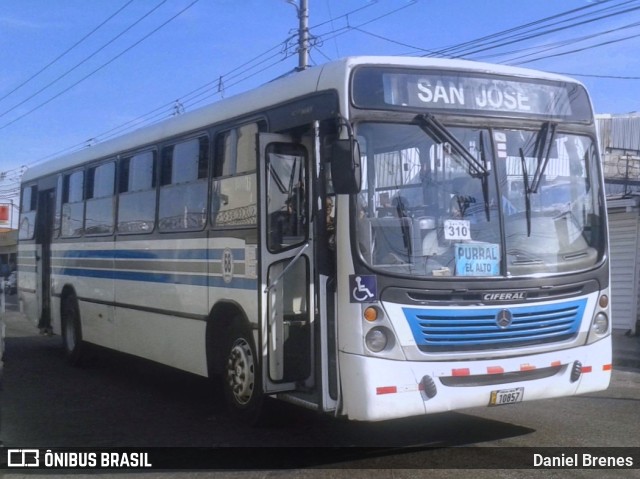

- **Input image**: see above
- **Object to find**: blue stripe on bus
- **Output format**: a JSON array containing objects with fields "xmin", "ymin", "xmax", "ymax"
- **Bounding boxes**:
[
  {"xmin": 51, "ymin": 248, "xmax": 247, "ymax": 261},
  {"xmin": 53, "ymin": 267, "xmax": 257, "ymax": 290}
]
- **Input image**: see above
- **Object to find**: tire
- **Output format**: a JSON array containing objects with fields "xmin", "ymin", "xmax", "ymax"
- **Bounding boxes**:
[
  {"xmin": 222, "ymin": 323, "xmax": 264, "ymax": 425},
  {"xmin": 61, "ymin": 295, "xmax": 85, "ymax": 366}
]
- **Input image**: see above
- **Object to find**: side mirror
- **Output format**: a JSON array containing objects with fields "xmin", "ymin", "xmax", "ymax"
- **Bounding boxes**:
[{"xmin": 330, "ymin": 138, "xmax": 362, "ymax": 194}]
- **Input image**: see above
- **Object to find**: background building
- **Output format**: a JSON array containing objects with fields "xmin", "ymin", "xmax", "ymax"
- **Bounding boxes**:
[
  {"xmin": 0, "ymin": 228, "xmax": 17, "ymax": 278},
  {"xmin": 598, "ymin": 114, "xmax": 640, "ymax": 335}
]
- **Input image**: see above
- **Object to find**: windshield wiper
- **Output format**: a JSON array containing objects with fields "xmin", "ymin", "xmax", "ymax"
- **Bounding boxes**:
[
  {"xmin": 418, "ymin": 114, "xmax": 491, "ymax": 221},
  {"xmin": 393, "ymin": 195, "xmax": 412, "ymax": 256},
  {"xmin": 519, "ymin": 147, "xmax": 532, "ymax": 237},
  {"xmin": 519, "ymin": 121, "xmax": 558, "ymax": 236},
  {"xmin": 530, "ymin": 121, "xmax": 557, "ymax": 193},
  {"xmin": 479, "ymin": 130, "xmax": 491, "ymax": 222},
  {"xmin": 417, "ymin": 114, "xmax": 488, "ymax": 177}
]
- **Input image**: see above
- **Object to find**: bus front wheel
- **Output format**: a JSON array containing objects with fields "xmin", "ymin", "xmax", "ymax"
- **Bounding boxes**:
[
  {"xmin": 61, "ymin": 295, "xmax": 85, "ymax": 366},
  {"xmin": 222, "ymin": 324, "xmax": 264, "ymax": 424}
]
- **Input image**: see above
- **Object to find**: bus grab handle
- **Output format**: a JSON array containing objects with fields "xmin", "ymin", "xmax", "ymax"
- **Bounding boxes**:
[{"xmin": 264, "ymin": 243, "xmax": 309, "ymax": 294}]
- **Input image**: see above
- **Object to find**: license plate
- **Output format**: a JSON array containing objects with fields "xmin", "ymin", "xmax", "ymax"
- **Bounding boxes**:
[{"xmin": 489, "ymin": 387, "xmax": 524, "ymax": 406}]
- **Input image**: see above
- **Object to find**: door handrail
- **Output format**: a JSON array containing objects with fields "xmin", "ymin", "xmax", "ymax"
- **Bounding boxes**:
[{"xmin": 264, "ymin": 242, "xmax": 309, "ymax": 293}]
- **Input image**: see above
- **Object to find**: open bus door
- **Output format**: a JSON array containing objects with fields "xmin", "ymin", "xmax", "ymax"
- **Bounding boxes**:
[
  {"xmin": 34, "ymin": 188, "xmax": 55, "ymax": 332},
  {"xmin": 258, "ymin": 133, "xmax": 315, "ymax": 395}
]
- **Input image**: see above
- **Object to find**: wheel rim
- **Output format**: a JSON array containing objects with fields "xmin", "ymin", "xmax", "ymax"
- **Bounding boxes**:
[{"xmin": 226, "ymin": 338, "xmax": 255, "ymax": 406}]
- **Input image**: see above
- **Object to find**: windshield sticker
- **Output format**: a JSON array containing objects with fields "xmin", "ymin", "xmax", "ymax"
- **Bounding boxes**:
[
  {"xmin": 444, "ymin": 219, "xmax": 471, "ymax": 241},
  {"xmin": 455, "ymin": 242, "xmax": 500, "ymax": 276},
  {"xmin": 494, "ymin": 132, "xmax": 508, "ymax": 159}
]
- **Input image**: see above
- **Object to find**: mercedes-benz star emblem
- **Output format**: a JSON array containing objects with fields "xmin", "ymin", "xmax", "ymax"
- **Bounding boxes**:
[{"xmin": 496, "ymin": 309, "xmax": 513, "ymax": 329}]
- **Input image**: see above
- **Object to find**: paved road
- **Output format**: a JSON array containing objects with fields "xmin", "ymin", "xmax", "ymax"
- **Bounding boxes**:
[{"xmin": 1, "ymin": 304, "xmax": 639, "ymax": 477}]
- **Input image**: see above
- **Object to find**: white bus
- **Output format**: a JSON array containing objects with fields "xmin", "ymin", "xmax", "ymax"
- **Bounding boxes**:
[{"xmin": 18, "ymin": 56, "xmax": 611, "ymax": 423}]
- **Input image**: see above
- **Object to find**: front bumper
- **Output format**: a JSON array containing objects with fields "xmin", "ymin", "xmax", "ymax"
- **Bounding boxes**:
[{"xmin": 338, "ymin": 337, "xmax": 612, "ymax": 421}]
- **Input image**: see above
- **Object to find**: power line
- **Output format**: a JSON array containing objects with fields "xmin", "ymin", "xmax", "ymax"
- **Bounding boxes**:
[
  {"xmin": 90, "ymin": 1, "xmax": 413, "ymax": 140},
  {"xmin": 474, "ymin": 18, "xmax": 640, "ymax": 62},
  {"xmin": 0, "ymin": 0, "xmax": 168, "ymax": 121},
  {"xmin": 513, "ymin": 25, "xmax": 640, "ymax": 65},
  {"xmin": 0, "ymin": 0, "xmax": 200, "ymax": 133},
  {"xmin": 307, "ymin": 0, "xmax": 419, "ymax": 58},
  {"xmin": 464, "ymin": 2, "xmax": 640, "ymax": 60},
  {"xmin": 352, "ymin": 0, "xmax": 640, "ymax": 81},
  {"xmin": 308, "ymin": 1, "xmax": 380, "ymax": 31},
  {"xmin": 23, "ymin": 0, "xmax": 640, "ymax": 172},
  {"xmin": 0, "ymin": 0, "xmax": 135, "ymax": 105},
  {"xmin": 324, "ymin": 0, "xmax": 340, "ymax": 58},
  {"xmin": 13, "ymin": 1, "xmax": 384, "ymax": 165},
  {"xmin": 24, "ymin": 39, "xmax": 296, "ymax": 164},
  {"xmin": 351, "ymin": 26, "xmax": 438, "ymax": 55},
  {"xmin": 434, "ymin": 1, "xmax": 603, "ymax": 57},
  {"xmin": 431, "ymin": 0, "xmax": 638, "ymax": 58},
  {"xmin": 487, "ymin": 54, "xmax": 640, "ymax": 85},
  {"xmin": 556, "ymin": 72, "xmax": 640, "ymax": 80},
  {"xmin": 93, "ymin": 43, "xmax": 296, "ymax": 143}
]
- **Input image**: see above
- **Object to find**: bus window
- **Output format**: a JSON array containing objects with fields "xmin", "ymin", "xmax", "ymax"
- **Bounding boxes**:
[
  {"xmin": 61, "ymin": 170, "xmax": 84, "ymax": 237},
  {"xmin": 211, "ymin": 122, "xmax": 262, "ymax": 228},
  {"xmin": 85, "ymin": 162, "xmax": 115, "ymax": 236},
  {"xmin": 266, "ymin": 143, "xmax": 308, "ymax": 251},
  {"xmin": 236, "ymin": 123, "xmax": 259, "ymax": 174},
  {"xmin": 19, "ymin": 184, "xmax": 38, "ymax": 240},
  {"xmin": 118, "ymin": 150, "xmax": 157, "ymax": 234},
  {"xmin": 158, "ymin": 136, "xmax": 209, "ymax": 232}
]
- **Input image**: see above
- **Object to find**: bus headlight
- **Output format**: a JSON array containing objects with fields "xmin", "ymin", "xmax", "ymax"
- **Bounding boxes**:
[
  {"xmin": 365, "ymin": 327, "xmax": 388, "ymax": 352},
  {"xmin": 591, "ymin": 312, "xmax": 609, "ymax": 335}
]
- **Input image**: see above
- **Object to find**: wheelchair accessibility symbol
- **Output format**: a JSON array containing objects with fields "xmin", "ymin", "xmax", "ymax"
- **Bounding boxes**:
[{"xmin": 349, "ymin": 275, "xmax": 378, "ymax": 303}]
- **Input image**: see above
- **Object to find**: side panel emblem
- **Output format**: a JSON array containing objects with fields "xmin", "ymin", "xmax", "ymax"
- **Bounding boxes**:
[{"xmin": 222, "ymin": 248, "xmax": 234, "ymax": 284}]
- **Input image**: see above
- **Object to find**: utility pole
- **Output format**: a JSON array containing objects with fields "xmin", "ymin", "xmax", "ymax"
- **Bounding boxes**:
[
  {"xmin": 288, "ymin": 0, "xmax": 309, "ymax": 71},
  {"xmin": 298, "ymin": 0, "xmax": 309, "ymax": 71}
]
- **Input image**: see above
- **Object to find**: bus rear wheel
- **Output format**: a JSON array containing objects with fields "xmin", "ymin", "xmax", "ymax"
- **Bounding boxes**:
[
  {"xmin": 61, "ymin": 295, "xmax": 85, "ymax": 366},
  {"xmin": 222, "ymin": 325, "xmax": 264, "ymax": 424}
]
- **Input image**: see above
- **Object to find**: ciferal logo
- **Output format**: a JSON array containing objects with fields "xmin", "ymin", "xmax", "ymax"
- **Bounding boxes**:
[
  {"xmin": 496, "ymin": 309, "xmax": 514, "ymax": 329},
  {"xmin": 483, "ymin": 291, "xmax": 527, "ymax": 301},
  {"xmin": 8, "ymin": 449, "xmax": 40, "ymax": 467}
]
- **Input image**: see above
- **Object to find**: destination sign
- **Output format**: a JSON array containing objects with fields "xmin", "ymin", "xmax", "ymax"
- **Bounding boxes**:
[
  {"xmin": 455, "ymin": 242, "xmax": 500, "ymax": 277},
  {"xmin": 407, "ymin": 74, "xmax": 571, "ymax": 115},
  {"xmin": 352, "ymin": 67, "xmax": 591, "ymax": 121}
]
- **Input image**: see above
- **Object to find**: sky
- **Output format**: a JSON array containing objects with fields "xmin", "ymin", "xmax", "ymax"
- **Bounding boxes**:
[{"xmin": 1, "ymin": 0, "xmax": 640, "ymax": 225}]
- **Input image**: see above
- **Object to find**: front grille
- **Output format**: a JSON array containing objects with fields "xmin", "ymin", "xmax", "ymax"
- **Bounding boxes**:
[{"xmin": 403, "ymin": 299, "xmax": 586, "ymax": 352}]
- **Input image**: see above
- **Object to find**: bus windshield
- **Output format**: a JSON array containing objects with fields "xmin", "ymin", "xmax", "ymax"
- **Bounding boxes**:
[{"xmin": 354, "ymin": 121, "xmax": 604, "ymax": 278}]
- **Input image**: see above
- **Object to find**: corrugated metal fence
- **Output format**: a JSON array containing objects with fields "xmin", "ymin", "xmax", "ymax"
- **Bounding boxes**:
[
  {"xmin": 598, "ymin": 115, "xmax": 640, "ymax": 152},
  {"xmin": 597, "ymin": 114, "xmax": 640, "ymax": 193}
]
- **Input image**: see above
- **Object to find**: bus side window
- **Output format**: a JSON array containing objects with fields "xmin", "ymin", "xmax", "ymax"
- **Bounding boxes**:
[
  {"xmin": 211, "ymin": 122, "xmax": 262, "ymax": 228},
  {"xmin": 61, "ymin": 170, "xmax": 84, "ymax": 237},
  {"xmin": 118, "ymin": 150, "xmax": 157, "ymax": 234},
  {"xmin": 158, "ymin": 136, "xmax": 209, "ymax": 232},
  {"xmin": 85, "ymin": 161, "xmax": 115, "ymax": 236},
  {"xmin": 19, "ymin": 184, "xmax": 38, "ymax": 240}
]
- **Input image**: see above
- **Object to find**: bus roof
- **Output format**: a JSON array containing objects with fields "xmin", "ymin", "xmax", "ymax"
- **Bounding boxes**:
[{"xmin": 22, "ymin": 56, "xmax": 581, "ymax": 183}]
